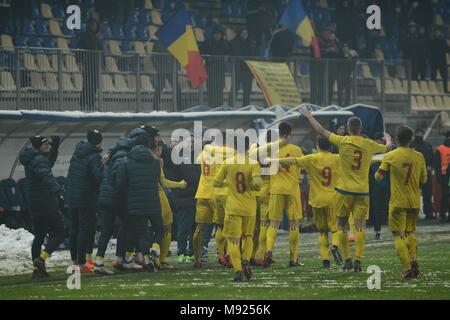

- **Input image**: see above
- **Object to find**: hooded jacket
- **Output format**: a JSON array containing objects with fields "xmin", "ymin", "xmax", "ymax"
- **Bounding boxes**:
[
  {"xmin": 114, "ymin": 145, "xmax": 161, "ymax": 216},
  {"xmin": 19, "ymin": 148, "xmax": 61, "ymax": 216},
  {"xmin": 67, "ymin": 141, "xmax": 103, "ymax": 208}
]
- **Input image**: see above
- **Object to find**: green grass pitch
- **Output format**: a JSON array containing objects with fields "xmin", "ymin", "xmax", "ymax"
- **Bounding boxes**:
[{"xmin": 1, "ymin": 223, "xmax": 449, "ymax": 300}]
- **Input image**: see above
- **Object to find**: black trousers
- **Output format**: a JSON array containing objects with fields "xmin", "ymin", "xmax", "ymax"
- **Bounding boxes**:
[
  {"xmin": 96, "ymin": 204, "xmax": 127, "ymax": 259},
  {"xmin": 69, "ymin": 207, "xmax": 97, "ymax": 265},
  {"xmin": 31, "ymin": 211, "xmax": 65, "ymax": 261},
  {"xmin": 126, "ymin": 213, "xmax": 164, "ymax": 256},
  {"xmin": 439, "ymin": 178, "xmax": 449, "ymax": 221},
  {"xmin": 421, "ymin": 171, "xmax": 433, "ymax": 218},
  {"xmin": 431, "ymin": 63, "xmax": 448, "ymax": 93}
]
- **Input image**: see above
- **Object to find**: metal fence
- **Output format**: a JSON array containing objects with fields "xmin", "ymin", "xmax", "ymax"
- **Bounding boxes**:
[{"xmin": 0, "ymin": 47, "xmax": 412, "ymax": 113}]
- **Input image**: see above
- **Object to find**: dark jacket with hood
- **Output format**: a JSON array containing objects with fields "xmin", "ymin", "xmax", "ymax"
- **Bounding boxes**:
[
  {"xmin": 67, "ymin": 141, "xmax": 103, "ymax": 208},
  {"xmin": 171, "ymin": 148, "xmax": 200, "ymax": 209},
  {"xmin": 114, "ymin": 144, "xmax": 161, "ymax": 216},
  {"xmin": 19, "ymin": 147, "xmax": 61, "ymax": 216},
  {"xmin": 98, "ymin": 138, "xmax": 133, "ymax": 206}
]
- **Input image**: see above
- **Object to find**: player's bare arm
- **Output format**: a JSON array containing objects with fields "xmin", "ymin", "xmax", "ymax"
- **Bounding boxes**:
[{"xmin": 299, "ymin": 106, "xmax": 332, "ymax": 138}]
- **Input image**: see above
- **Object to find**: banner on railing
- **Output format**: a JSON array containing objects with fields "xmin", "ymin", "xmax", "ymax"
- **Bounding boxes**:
[{"xmin": 245, "ymin": 60, "xmax": 301, "ymax": 107}]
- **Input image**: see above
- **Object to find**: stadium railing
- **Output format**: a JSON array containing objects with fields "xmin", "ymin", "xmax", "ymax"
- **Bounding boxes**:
[{"xmin": 0, "ymin": 46, "xmax": 412, "ymax": 113}]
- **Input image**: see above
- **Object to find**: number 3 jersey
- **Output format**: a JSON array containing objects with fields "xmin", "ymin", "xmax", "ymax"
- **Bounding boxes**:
[
  {"xmin": 215, "ymin": 154, "xmax": 261, "ymax": 217},
  {"xmin": 295, "ymin": 151, "xmax": 340, "ymax": 208},
  {"xmin": 377, "ymin": 147, "xmax": 427, "ymax": 209},
  {"xmin": 329, "ymin": 133, "xmax": 388, "ymax": 195}
]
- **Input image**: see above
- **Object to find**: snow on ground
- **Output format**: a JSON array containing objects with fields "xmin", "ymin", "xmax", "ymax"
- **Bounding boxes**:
[{"xmin": 0, "ymin": 225, "xmax": 71, "ymax": 275}]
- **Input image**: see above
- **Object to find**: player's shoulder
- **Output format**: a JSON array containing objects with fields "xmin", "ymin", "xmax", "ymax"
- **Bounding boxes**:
[{"xmin": 286, "ymin": 143, "xmax": 302, "ymax": 153}]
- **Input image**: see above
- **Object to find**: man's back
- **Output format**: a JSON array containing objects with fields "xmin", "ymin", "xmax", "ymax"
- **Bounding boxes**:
[
  {"xmin": 270, "ymin": 143, "xmax": 303, "ymax": 195},
  {"xmin": 329, "ymin": 133, "xmax": 387, "ymax": 194}
]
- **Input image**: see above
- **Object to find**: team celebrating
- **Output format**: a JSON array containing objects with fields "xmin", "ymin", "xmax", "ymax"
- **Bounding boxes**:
[{"xmin": 21, "ymin": 105, "xmax": 426, "ymax": 282}]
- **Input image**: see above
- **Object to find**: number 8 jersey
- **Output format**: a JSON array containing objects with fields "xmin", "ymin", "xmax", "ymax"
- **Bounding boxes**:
[{"xmin": 329, "ymin": 133, "xmax": 388, "ymax": 195}]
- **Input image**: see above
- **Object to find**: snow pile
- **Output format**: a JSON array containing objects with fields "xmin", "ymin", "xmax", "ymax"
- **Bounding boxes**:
[{"xmin": 0, "ymin": 225, "xmax": 70, "ymax": 275}]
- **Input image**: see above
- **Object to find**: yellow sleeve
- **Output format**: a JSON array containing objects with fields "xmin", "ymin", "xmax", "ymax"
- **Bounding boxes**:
[
  {"xmin": 296, "ymin": 155, "xmax": 311, "ymax": 170},
  {"xmin": 329, "ymin": 133, "xmax": 344, "ymax": 147},
  {"xmin": 214, "ymin": 164, "xmax": 227, "ymax": 187},
  {"xmin": 160, "ymin": 166, "xmax": 185, "ymax": 189},
  {"xmin": 419, "ymin": 155, "xmax": 428, "ymax": 185},
  {"xmin": 370, "ymin": 139, "xmax": 388, "ymax": 154},
  {"xmin": 251, "ymin": 163, "xmax": 262, "ymax": 191},
  {"xmin": 375, "ymin": 156, "xmax": 390, "ymax": 181}
]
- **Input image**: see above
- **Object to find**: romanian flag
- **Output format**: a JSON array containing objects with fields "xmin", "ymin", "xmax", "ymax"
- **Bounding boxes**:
[
  {"xmin": 279, "ymin": 0, "xmax": 321, "ymax": 58},
  {"xmin": 155, "ymin": 9, "xmax": 207, "ymax": 88}
]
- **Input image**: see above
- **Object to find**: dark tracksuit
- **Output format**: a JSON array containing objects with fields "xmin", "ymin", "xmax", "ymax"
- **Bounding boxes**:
[
  {"xmin": 434, "ymin": 141, "xmax": 450, "ymax": 222},
  {"xmin": 369, "ymin": 161, "xmax": 390, "ymax": 232},
  {"xmin": 67, "ymin": 141, "xmax": 103, "ymax": 265},
  {"xmin": 96, "ymin": 138, "xmax": 133, "ymax": 259},
  {"xmin": 171, "ymin": 149, "xmax": 200, "ymax": 256},
  {"xmin": 114, "ymin": 145, "xmax": 163, "ymax": 256},
  {"xmin": 19, "ymin": 147, "xmax": 65, "ymax": 261},
  {"xmin": 411, "ymin": 138, "xmax": 434, "ymax": 219}
]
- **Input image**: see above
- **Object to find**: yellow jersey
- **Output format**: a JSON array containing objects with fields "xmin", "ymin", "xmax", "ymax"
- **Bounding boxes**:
[
  {"xmin": 376, "ymin": 147, "xmax": 427, "ymax": 209},
  {"xmin": 195, "ymin": 147, "xmax": 217, "ymax": 199},
  {"xmin": 296, "ymin": 151, "xmax": 340, "ymax": 208},
  {"xmin": 215, "ymin": 154, "xmax": 261, "ymax": 216},
  {"xmin": 329, "ymin": 133, "xmax": 388, "ymax": 194},
  {"xmin": 213, "ymin": 145, "xmax": 235, "ymax": 196},
  {"xmin": 268, "ymin": 143, "xmax": 303, "ymax": 195}
]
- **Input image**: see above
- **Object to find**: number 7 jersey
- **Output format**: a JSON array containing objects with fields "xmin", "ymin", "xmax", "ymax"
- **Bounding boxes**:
[{"xmin": 329, "ymin": 133, "xmax": 388, "ymax": 194}]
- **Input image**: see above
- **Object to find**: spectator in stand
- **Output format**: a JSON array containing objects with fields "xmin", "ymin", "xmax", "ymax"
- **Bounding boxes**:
[
  {"xmin": 433, "ymin": 131, "xmax": 450, "ymax": 223},
  {"xmin": 417, "ymin": 26, "xmax": 429, "ymax": 81},
  {"xmin": 0, "ymin": 0, "xmax": 11, "ymax": 34},
  {"xmin": 430, "ymin": 28, "xmax": 449, "ymax": 93},
  {"xmin": 318, "ymin": 27, "xmax": 340, "ymax": 105},
  {"xmin": 411, "ymin": 129, "xmax": 434, "ymax": 220},
  {"xmin": 269, "ymin": 27, "xmax": 296, "ymax": 59},
  {"xmin": 337, "ymin": 43, "xmax": 358, "ymax": 106},
  {"xmin": 77, "ymin": 19, "xmax": 102, "ymax": 111},
  {"xmin": 201, "ymin": 26, "xmax": 230, "ymax": 107},
  {"xmin": 399, "ymin": 22, "xmax": 421, "ymax": 80},
  {"xmin": 410, "ymin": 0, "xmax": 433, "ymax": 30},
  {"xmin": 246, "ymin": 0, "xmax": 276, "ymax": 48},
  {"xmin": 332, "ymin": 0, "xmax": 358, "ymax": 49},
  {"xmin": 11, "ymin": 0, "xmax": 32, "ymax": 35},
  {"xmin": 230, "ymin": 28, "xmax": 255, "ymax": 107},
  {"xmin": 369, "ymin": 132, "xmax": 390, "ymax": 240}
]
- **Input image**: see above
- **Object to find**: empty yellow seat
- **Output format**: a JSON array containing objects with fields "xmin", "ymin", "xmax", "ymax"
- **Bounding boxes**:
[
  {"xmin": 132, "ymin": 41, "xmax": 146, "ymax": 54},
  {"xmin": 56, "ymin": 37, "xmax": 69, "ymax": 49},
  {"xmin": 101, "ymin": 74, "xmax": 115, "ymax": 92},
  {"xmin": 435, "ymin": 14, "xmax": 444, "ymax": 26},
  {"xmin": 194, "ymin": 28, "xmax": 205, "ymax": 42},
  {"xmin": 416, "ymin": 95, "xmax": 426, "ymax": 109},
  {"xmin": 361, "ymin": 64, "xmax": 373, "ymax": 78},
  {"xmin": 0, "ymin": 71, "xmax": 16, "ymax": 90},
  {"xmin": 31, "ymin": 72, "xmax": 46, "ymax": 90},
  {"xmin": 434, "ymin": 96, "xmax": 445, "ymax": 109},
  {"xmin": 385, "ymin": 79, "xmax": 395, "ymax": 93},
  {"xmin": 425, "ymin": 96, "xmax": 436, "ymax": 109},
  {"xmin": 62, "ymin": 73, "xmax": 75, "ymax": 91},
  {"xmin": 23, "ymin": 53, "xmax": 38, "ymax": 70},
  {"xmin": 411, "ymin": 81, "xmax": 421, "ymax": 94},
  {"xmin": 429, "ymin": 81, "xmax": 440, "ymax": 94},
  {"xmin": 49, "ymin": 20, "xmax": 62, "ymax": 36},
  {"xmin": 107, "ymin": 41, "xmax": 121, "ymax": 54},
  {"xmin": 113, "ymin": 74, "xmax": 130, "ymax": 92},
  {"xmin": 151, "ymin": 10, "xmax": 163, "ymax": 25},
  {"xmin": 126, "ymin": 75, "xmax": 137, "ymax": 91},
  {"xmin": 64, "ymin": 54, "xmax": 79, "ymax": 72},
  {"xmin": 145, "ymin": 42, "xmax": 154, "ymax": 54},
  {"xmin": 411, "ymin": 96, "xmax": 418, "ymax": 110},
  {"xmin": 144, "ymin": 0, "xmax": 153, "ymax": 9},
  {"xmin": 441, "ymin": 111, "xmax": 450, "ymax": 127},
  {"xmin": 105, "ymin": 56, "xmax": 119, "ymax": 72},
  {"xmin": 444, "ymin": 95, "xmax": 450, "ymax": 108},
  {"xmin": 148, "ymin": 25, "xmax": 158, "ymax": 40},
  {"xmin": 224, "ymin": 76, "xmax": 231, "ymax": 93},
  {"xmin": 36, "ymin": 54, "xmax": 53, "ymax": 71},
  {"xmin": 0, "ymin": 34, "xmax": 14, "ymax": 48},
  {"xmin": 73, "ymin": 73, "xmax": 83, "ymax": 91},
  {"xmin": 45, "ymin": 73, "xmax": 58, "ymax": 90},
  {"xmin": 419, "ymin": 81, "xmax": 431, "ymax": 94},
  {"xmin": 396, "ymin": 65, "xmax": 406, "ymax": 79},
  {"xmin": 140, "ymin": 75, "xmax": 154, "ymax": 92},
  {"xmin": 393, "ymin": 79, "xmax": 405, "ymax": 93},
  {"xmin": 41, "ymin": 3, "xmax": 53, "ymax": 19}
]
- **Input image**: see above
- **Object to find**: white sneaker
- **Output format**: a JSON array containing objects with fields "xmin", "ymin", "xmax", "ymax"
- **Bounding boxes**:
[
  {"xmin": 123, "ymin": 261, "xmax": 143, "ymax": 271},
  {"xmin": 94, "ymin": 265, "xmax": 114, "ymax": 275}
]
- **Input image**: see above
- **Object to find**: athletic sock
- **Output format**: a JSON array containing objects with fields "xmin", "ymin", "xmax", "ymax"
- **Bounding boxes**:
[
  {"xmin": 289, "ymin": 226, "xmax": 300, "ymax": 262},
  {"xmin": 394, "ymin": 236, "xmax": 410, "ymax": 269},
  {"xmin": 85, "ymin": 253, "xmax": 93, "ymax": 262},
  {"xmin": 338, "ymin": 230, "xmax": 350, "ymax": 260},
  {"xmin": 40, "ymin": 251, "xmax": 49, "ymax": 261},
  {"xmin": 150, "ymin": 243, "xmax": 160, "ymax": 257},
  {"xmin": 215, "ymin": 227, "xmax": 226, "ymax": 257},
  {"xmin": 95, "ymin": 256, "xmax": 104, "ymax": 266},
  {"xmin": 228, "ymin": 239, "xmax": 242, "ymax": 272},
  {"xmin": 256, "ymin": 224, "xmax": 268, "ymax": 259},
  {"xmin": 318, "ymin": 234, "xmax": 330, "ymax": 261},
  {"xmin": 406, "ymin": 233, "xmax": 417, "ymax": 261},
  {"xmin": 266, "ymin": 224, "xmax": 278, "ymax": 252},
  {"xmin": 242, "ymin": 236, "xmax": 253, "ymax": 262},
  {"xmin": 125, "ymin": 252, "xmax": 134, "ymax": 263},
  {"xmin": 355, "ymin": 229, "xmax": 366, "ymax": 261},
  {"xmin": 331, "ymin": 231, "xmax": 340, "ymax": 248},
  {"xmin": 160, "ymin": 232, "xmax": 171, "ymax": 262},
  {"xmin": 193, "ymin": 228, "xmax": 203, "ymax": 262}
]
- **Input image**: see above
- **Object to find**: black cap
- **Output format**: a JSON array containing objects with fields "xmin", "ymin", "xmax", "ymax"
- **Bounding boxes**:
[
  {"xmin": 87, "ymin": 129, "xmax": 103, "ymax": 145},
  {"xmin": 133, "ymin": 133, "xmax": 150, "ymax": 147},
  {"xmin": 128, "ymin": 127, "xmax": 147, "ymax": 139},
  {"xmin": 30, "ymin": 135, "xmax": 48, "ymax": 150},
  {"xmin": 140, "ymin": 125, "xmax": 160, "ymax": 138}
]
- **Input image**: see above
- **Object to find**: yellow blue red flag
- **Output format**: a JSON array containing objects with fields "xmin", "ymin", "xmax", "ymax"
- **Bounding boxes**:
[{"xmin": 156, "ymin": 9, "xmax": 207, "ymax": 88}]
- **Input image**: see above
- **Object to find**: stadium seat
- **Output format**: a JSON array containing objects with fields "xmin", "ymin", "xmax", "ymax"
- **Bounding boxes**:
[
  {"xmin": 23, "ymin": 53, "xmax": 38, "ymax": 70},
  {"xmin": 72, "ymin": 73, "xmax": 83, "ymax": 91},
  {"xmin": 151, "ymin": 10, "xmax": 163, "ymax": 25},
  {"xmin": 64, "ymin": 54, "xmax": 79, "ymax": 72},
  {"xmin": 105, "ymin": 56, "xmax": 119, "ymax": 72},
  {"xmin": 41, "ymin": 3, "xmax": 54, "ymax": 19},
  {"xmin": 194, "ymin": 27, "xmax": 205, "ymax": 42},
  {"xmin": 144, "ymin": 0, "xmax": 154, "ymax": 9},
  {"xmin": 56, "ymin": 37, "xmax": 69, "ymax": 49},
  {"xmin": 396, "ymin": 65, "xmax": 406, "ymax": 79},
  {"xmin": 132, "ymin": 41, "xmax": 146, "ymax": 54},
  {"xmin": 441, "ymin": 111, "xmax": 450, "ymax": 128},
  {"xmin": 0, "ymin": 34, "xmax": 14, "ymax": 48},
  {"xmin": 444, "ymin": 95, "xmax": 450, "ymax": 108},
  {"xmin": 393, "ymin": 79, "xmax": 405, "ymax": 94},
  {"xmin": 415, "ymin": 95, "xmax": 426, "ymax": 110},
  {"xmin": 374, "ymin": 49, "xmax": 384, "ymax": 60},
  {"xmin": 36, "ymin": 54, "xmax": 53, "ymax": 71},
  {"xmin": 224, "ymin": 75, "xmax": 231, "ymax": 93},
  {"xmin": 62, "ymin": 73, "xmax": 75, "ymax": 91},
  {"xmin": 31, "ymin": 72, "xmax": 47, "ymax": 90},
  {"xmin": 126, "ymin": 74, "xmax": 137, "ymax": 91},
  {"xmin": 0, "ymin": 71, "xmax": 16, "ymax": 91},
  {"xmin": 140, "ymin": 75, "xmax": 154, "ymax": 92},
  {"xmin": 101, "ymin": 74, "xmax": 115, "ymax": 92},
  {"xmin": 385, "ymin": 79, "xmax": 395, "ymax": 94},
  {"xmin": 49, "ymin": 20, "xmax": 63, "ymax": 36},
  {"xmin": 113, "ymin": 74, "xmax": 131, "ymax": 92},
  {"xmin": 411, "ymin": 95, "xmax": 419, "ymax": 110},
  {"xmin": 425, "ymin": 95, "xmax": 436, "ymax": 110},
  {"xmin": 148, "ymin": 25, "xmax": 158, "ymax": 40},
  {"xmin": 434, "ymin": 14, "xmax": 444, "ymax": 25},
  {"xmin": 434, "ymin": 95, "xmax": 445, "ymax": 109},
  {"xmin": 411, "ymin": 81, "xmax": 421, "ymax": 94},
  {"xmin": 145, "ymin": 42, "xmax": 154, "ymax": 54},
  {"xmin": 107, "ymin": 40, "xmax": 122, "ymax": 54},
  {"xmin": 142, "ymin": 58, "xmax": 155, "ymax": 72},
  {"xmin": 44, "ymin": 72, "xmax": 58, "ymax": 90},
  {"xmin": 428, "ymin": 81, "xmax": 440, "ymax": 94},
  {"xmin": 419, "ymin": 81, "xmax": 431, "ymax": 94},
  {"xmin": 361, "ymin": 64, "xmax": 374, "ymax": 78}
]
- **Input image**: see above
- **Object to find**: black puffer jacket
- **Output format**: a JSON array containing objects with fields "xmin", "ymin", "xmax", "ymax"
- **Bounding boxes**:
[
  {"xmin": 98, "ymin": 138, "xmax": 133, "ymax": 206},
  {"xmin": 67, "ymin": 141, "xmax": 103, "ymax": 208},
  {"xmin": 171, "ymin": 149, "xmax": 200, "ymax": 209},
  {"xmin": 114, "ymin": 145, "xmax": 161, "ymax": 216},
  {"xmin": 19, "ymin": 148, "xmax": 61, "ymax": 216}
]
